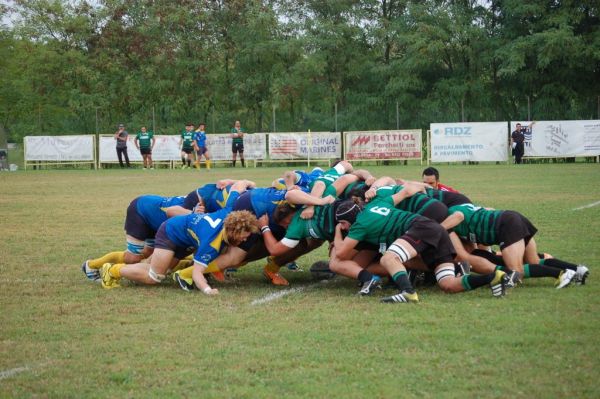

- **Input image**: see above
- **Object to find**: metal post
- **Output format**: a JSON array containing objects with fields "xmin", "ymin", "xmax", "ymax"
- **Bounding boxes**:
[
  {"xmin": 527, "ymin": 95, "xmax": 531, "ymax": 121},
  {"xmin": 461, "ymin": 98, "xmax": 465, "ymax": 122},
  {"xmin": 396, "ymin": 101, "xmax": 400, "ymax": 130},
  {"xmin": 597, "ymin": 96, "xmax": 599, "ymax": 119},
  {"xmin": 272, "ymin": 104, "xmax": 276, "ymax": 132},
  {"xmin": 334, "ymin": 102, "xmax": 338, "ymax": 132},
  {"xmin": 95, "ymin": 107, "xmax": 99, "ymax": 134}
]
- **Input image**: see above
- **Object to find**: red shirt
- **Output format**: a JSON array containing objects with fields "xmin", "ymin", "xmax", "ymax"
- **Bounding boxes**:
[{"xmin": 437, "ymin": 183, "xmax": 459, "ymax": 193}]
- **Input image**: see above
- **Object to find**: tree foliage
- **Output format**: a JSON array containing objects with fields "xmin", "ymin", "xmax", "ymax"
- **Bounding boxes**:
[{"xmin": 1, "ymin": 0, "xmax": 598, "ymax": 140}]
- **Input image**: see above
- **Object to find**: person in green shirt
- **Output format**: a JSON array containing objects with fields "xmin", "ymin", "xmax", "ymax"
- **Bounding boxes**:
[
  {"xmin": 333, "ymin": 192, "xmax": 510, "ymax": 303},
  {"xmin": 134, "ymin": 126, "xmax": 155, "ymax": 169},
  {"xmin": 179, "ymin": 122, "xmax": 195, "ymax": 169},
  {"xmin": 231, "ymin": 120, "xmax": 246, "ymax": 167}
]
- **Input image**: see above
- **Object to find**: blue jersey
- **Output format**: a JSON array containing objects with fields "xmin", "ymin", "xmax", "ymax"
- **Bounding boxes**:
[
  {"xmin": 193, "ymin": 131, "xmax": 207, "ymax": 148},
  {"xmin": 182, "ymin": 184, "xmax": 234, "ymax": 213},
  {"xmin": 164, "ymin": 191, "xmax": 240, "ymax": 266},
  {"xmin": 136, "ymin": 195, "xmax": 186, "ymax": 231},
  {"xmin": 249, "ymin": 187, "xmax": 287, "ymax": 218},
  {"xmin": 273, "ymin": 168, "xmax": 324, "ymax": 192}
]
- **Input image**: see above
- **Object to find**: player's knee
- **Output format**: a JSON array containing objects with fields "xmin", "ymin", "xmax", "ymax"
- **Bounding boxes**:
[
  {"xmin": 380, "ymin": 252, "xmax": 399, "ymax": 269},
  {"xmin": 435, "ymin": 265, "xmax": 457, "ymax": 293},
  {"xmin": 148, "ymin": 267, "xmax": 166, "ymax": 284}
]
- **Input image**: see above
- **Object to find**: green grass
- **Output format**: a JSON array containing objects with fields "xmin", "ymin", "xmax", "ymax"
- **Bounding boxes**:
[{"xmin": 1, "ymin": 164, "xmax": 600, "ymax": 398}]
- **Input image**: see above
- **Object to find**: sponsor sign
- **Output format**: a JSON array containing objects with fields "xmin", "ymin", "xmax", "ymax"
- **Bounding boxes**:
[
  {"xmin": 511, "ymin": 120, "xmax": 600, "ymax": 157},
  {"xmin": 269, "ymin": 132, "xmax": 341, "ymax": 160},
  {"xmin": 345, "ymin": 130, "xmax": 422, "ymax": 160},
  {"xmin": 25, "ymin": 135, "xmax": 94, "ymax": 161},
  {"xmin": 430, "ymin": 122, "xmax": 508, "ymax": 162}
]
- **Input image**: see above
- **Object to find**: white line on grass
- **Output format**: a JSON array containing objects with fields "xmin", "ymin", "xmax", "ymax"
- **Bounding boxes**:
[
  {"xmin": 0, "ymin": 279, "xmax": 64, "ymax": 284},
  {"xmin": 0, "ymin": 366, "xmax": 29, "ymax": 381},
  {"xmin": 250, "ymin": 280, "xmax": 334, "ymax": 305},
  {"xmin": 572, "ymin": 200, "xmax": 600, "ymax": 211}
]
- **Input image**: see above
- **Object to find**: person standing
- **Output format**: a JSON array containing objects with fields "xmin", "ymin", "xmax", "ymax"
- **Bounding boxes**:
[
  {"xmin": 193, "ymin": 122, "xmax": 211, "ymax": 170},
  {"xmin": 180, "ymin": 122, "xmax": 195, "ymax": 169},
  {"xmin": 230, "ymin": 120, "xmax": 245, "ymax": 167},
  {"xmin": 114, "ymin": 123, "xmax": 131, "ymax": 168},
  {"xmin": 511, "ymin": 122, "xmax": 534, "ymax": 164},
  {"xmin": 135, "ymin": 126, "xmax": 155, "ymax": 169}
]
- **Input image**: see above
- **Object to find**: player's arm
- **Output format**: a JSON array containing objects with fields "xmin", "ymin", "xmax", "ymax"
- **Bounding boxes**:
[
  {"xmin": 364, "ymin": 176, "xmax": 396, "ymax": 201},
  {"xmin": 230, "ymin": 179, "xmax": 255, "ymax": 195},
  {"xmin": 258, "ymin": 215, "xmax": 295, "ymax": 257},
  {"xmin": 151, "ymin": 136, "xmax": 156, "ymax": 149},
  {"xmin": 389, "ymin": 183, "xmax": 424, "ymax": 206},
  {"xmin": 441, "ymin": 211, "xmax": 464, "ymax": 230},
  {"xmin": 134, "ymin": 136, "xmax": 140, "ymax": 150},
  {"xmin": 191, "ymin": 262, "xmax": 219, "ymax": 295},
  {"xmin": 216, "ymin": 179, "xmax": 238, "ymax": 189},
  {"xmin": 333, "ymin": 223, "xmax": 359, "ymax": 260},
  {"xmin": 352, "ymin": 169, "xmax": 376, "ymax": 186},
  {"xmin": 285, "ymin": 189, "xmax": 335, "ymax": 206},
  {"xmin": 164, "ymin": 205, "xmax": 192, "ymax": 218}
]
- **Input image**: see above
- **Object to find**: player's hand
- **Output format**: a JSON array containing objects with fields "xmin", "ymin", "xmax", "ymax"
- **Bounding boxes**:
[
  {"xmin": 216, "ymin": 180, "xmax": 227, "ymax": 189},
  {"xmin": 364, "ymin": 187, "xmax": 376, "ymax": 202},
  {"xmin": 365, "ymin": 176, "xmax": 376, "ymax": 186},
  {"xmin": 206, "ymin": 288, "xmax": 219, "ymax": 295},
  {"xmin": 258, "ymin": 214, "xmax": 269, "ymax": 228},
  {"xmin": 396, "ymin": 178, "xmax": 406, "ymax": 185},
  {"xmin": 321, "ymin": 195, "xmax": 335, "ymax": 205},
  {"xmin": 300, "ymin": 206, "xmax": 315, "ymax": 219},
  {"xmin": 194, "ymin": 203, "xmax": 205, "ymax": 214}
]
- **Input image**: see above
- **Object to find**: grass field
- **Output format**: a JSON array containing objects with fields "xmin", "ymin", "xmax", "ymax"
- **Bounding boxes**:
[{"xmin": 1, "ymin": 164, "xmax": 600, "ymax": 398}]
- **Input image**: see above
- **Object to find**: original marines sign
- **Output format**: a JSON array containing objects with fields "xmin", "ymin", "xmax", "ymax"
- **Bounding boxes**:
[
  {"xmin": 344, "ymin": 130, "xmax": 422, "ymax": 160},
  {"xmin": 269, "ymin": 132, "xmax": 341, "ymax": 160}
]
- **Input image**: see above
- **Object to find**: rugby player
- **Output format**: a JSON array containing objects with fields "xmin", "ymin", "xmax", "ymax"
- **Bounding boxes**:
[
  {"xmin": 422, "ymin": 167, "xmax": 459, "ymax": 193},
  {"xmin": 333, "ymin": 194, "xmax": 509, "ymax": 303},
  {"xmin": 100, "ymin": 180, "xmax": 257, "ymax": 292},
  {"xmin": 179, "ymin": 122, "xmax": 195, "ymax": 169}
]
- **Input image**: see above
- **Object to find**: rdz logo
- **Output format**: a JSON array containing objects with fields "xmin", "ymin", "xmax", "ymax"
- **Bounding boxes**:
[{"xmin": 443, "ymin": 127, "xmax": 472, "ymax": 137}]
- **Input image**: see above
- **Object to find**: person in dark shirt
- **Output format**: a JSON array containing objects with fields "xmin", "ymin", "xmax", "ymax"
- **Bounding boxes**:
[
  {"xmin": 114, "ymin": 123, "xmax": 130, "ymax": 168},
  {"xmin": 511, "ymin": 122, "xmax": 534, "ymax": 164}
]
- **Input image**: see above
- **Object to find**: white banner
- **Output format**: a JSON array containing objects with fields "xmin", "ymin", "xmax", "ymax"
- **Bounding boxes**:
[
  {"xmin": 269, "ymin": 132, "xmax": 341, "ymax": 160},
  {"xmin": 430, "ymin": 122, "xmax": 508, "ymax": 162},
  {"xmin": 99, "ymin": 135, "xmax": 180, "ymax": 162},
  {"xmin": 205, "ymin": 133, "xmax": 267, "ymax": 161},
  {"xmin": 345, "ymin": 130, "xmax": 422, "ymax": 160},
  {"xmin": 24, "ymin": 135, "xmax": 94, "ymax": 161},
  {"xmin": 511, "ymin": 120, "xmax": 600, "ymax": 157}
]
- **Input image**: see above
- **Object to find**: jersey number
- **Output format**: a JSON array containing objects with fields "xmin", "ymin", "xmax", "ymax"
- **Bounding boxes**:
[{"xmin": 369, "ymin": 206, "xmax": 390, "ymax": 216}]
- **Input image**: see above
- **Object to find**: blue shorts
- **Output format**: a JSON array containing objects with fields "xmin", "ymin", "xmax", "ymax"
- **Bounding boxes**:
[
  {"xmin": 153, "ymin": 223, "xmax": 193, "ymax": 260},
  {"xmin": 124, "ymin": 198, "xmax": 155, "ymax": 241},
  {"xmin": 196, "ymin": 146, "xmax": 207, "ymax": 156}
]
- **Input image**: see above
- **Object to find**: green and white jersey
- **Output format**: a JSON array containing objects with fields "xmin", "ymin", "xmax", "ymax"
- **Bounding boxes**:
[
  {"xmin": 448, "ymin": 203, "xmax": 503, "ymax": 245},
  {"xmin": 136, "ymin": 131, "xmax": 154, "ymax": 149},
  {"xmin": 347, "ymin": 197, "xmax": 419, "ymax": 252},
  {"xmin": 282, "ymin": 204, "xmax": 335, "ymax": 247},
  {"xmin": 308, "ymin": 163, "xmax": 347, "ymax": 197},
  {"xmin": 374, "ymin": 185, "xmax": 439, "ymax": 216},
  {"xmin": 231, "ymin": 128, "xmax": 246, "ymax": 145},
  {"xmin": 181, "ymin": 130, "xmax": 194, "ymax": 148}
]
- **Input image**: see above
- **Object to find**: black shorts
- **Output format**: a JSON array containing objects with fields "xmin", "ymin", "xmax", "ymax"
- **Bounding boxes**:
[
  {"xmin": 496, "ymin": 210, "xmax": 538, "ymax": 250},
  {"xmin": 238, "ymin": 222, "xmax": 285, "ymax": 252},
  {"xmin": 233, "ymin": 191, "xmax": 253, "ymax": 214},
  {"xmin": 124, "ymin": 198, "xmax": 155, "ymax": 241},
  {"xmin": 232, "ymin": 142, "xmax": 244, "ymax": 153},
  {"xmin": 153, "ymin": 223, "xmax": 193, "ymax": 260},
  {"xmin": 420, "ymin": 201, "xmax": 449, "ymax": 224},
  {"xmin": 140, "ymin": 147, "xmax": 152, "ymax": 155},
  {"xmin": 401, "ymin": 217, "xmax": 456, "ymax": 269},
  {"xmin": 196, "ymin": 146, "xmax": 207, "ymax": 156},
  {"xmin": 181, "ymin": 147, "xmax": 193, "ymax": 154}
]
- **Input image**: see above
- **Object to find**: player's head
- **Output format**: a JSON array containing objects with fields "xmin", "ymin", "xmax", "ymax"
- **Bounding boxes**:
[
  {"xmin": 274, "ymin": 203, "xmax": 297, "ymax": 228},
  {"xmin": 422, "ymin": 167, "xmax": 440, "ymax": 188},
  {"xmin": 198, "ymin": 123, "xmax": 205, "ymax": 130},
  {"xmin": 516, "ymin": 123, "xmax": 522, "ymax": 129},
  {"xmin": 223, "ymin": 210, "xmax": 258, "ymax": 246},
  {"xmin": 185, "ymin": 122, "xmax": 194, "ymax": 131},
  {"xmin": 334, "ymin": 199, "xmax": 362, "ymax": 228},
  {"xmin": 347, "ymin": 184, "xmax": 369, "ymax": 204},
  {"xmin": 234, "ymin": 120, "xmax": 241, "ymax": 128},
  {"xmin": 140, "ymin": 126, "xmax": 147, "ymax": 132}
]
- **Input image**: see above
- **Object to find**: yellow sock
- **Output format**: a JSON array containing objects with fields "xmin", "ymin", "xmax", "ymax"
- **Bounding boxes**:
[
  {"xmin": 109, "ymin": 263, "xmax": 125, "ymax": 278},
  {"xmin": 178, "ymin": 266, "xmax": 194, "ymax": 279},
  {"xmin": 206, "ymin": 160, "xmax": 211, "ymax": 170},
  {"xmin": 89, "ymin": 251, "xmax": 126, "ymax": 269}
]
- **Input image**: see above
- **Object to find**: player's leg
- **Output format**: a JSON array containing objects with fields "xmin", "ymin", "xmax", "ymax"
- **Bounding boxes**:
[
  {"xmin": 204, "ymin": 148, "xmax": 211, "ymax": 170},
  {"xmin": 379, "ymin": 239, "xmax": 419, "ymax": 303},
  {"xmin": 180, "ymin": 150, "xmax": 187, "ymax": 168},
  {"xmin": 239, "ymin": 148, "xmax": 245, "ymax": 167}
]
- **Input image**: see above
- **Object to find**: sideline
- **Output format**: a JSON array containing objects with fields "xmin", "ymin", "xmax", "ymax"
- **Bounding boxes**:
[{"xmin": 572, "ymin": 200, "xmax": 600, "ymax": 211}]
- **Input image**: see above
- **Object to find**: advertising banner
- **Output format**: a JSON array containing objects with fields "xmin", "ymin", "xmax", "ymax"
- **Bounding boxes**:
[
  {"xmin": 344, "ymin": 130, "xmax": 422, "ymax": 160},
  {"xmin": 205, "ymin": 133, "xmax": 267, "ymax": 161},
  {"xmin": 25, "ymin": 135, "xmax": 94, "ymax": 161},
  {"xmin": 430, "ymin": 122, "xmax": 508, "ymax": 162},
  {"xmin": 268, "ymin": 132, "xmax": 341, "ymax": 160},
  {"xmin": 99, "ymin": 135, "xmax": 180, "ymax": 162},
  {"xmin": 511, "ymin": 120, "xmax": 600, "ymax": 157}
]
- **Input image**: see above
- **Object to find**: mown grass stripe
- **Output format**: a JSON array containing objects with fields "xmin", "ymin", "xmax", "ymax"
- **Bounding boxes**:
[
  {"xmin": 572, "ymin": 200, "xmax": 600, "ymax": 211},
  {"xmin": 0, "ymin": 366, "xmax": 29, "ymax": 381}
]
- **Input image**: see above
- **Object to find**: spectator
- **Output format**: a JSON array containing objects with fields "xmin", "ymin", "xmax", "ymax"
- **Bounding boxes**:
[
  {"xmin": 179, "ymin": 122, "xmax": 195, "ymax": 169},
  {"xmin": 511, "ymin": 122, "xmax": 534, "ymax": 164},
  {"xmin": 231, "ymin": 120, "xmax": 246, "ymax": 167},
  {"xmin": 135, "ymin": 126, "xmax": 155, "ymax": 170},
  {"xmin": 114, "ymin": 123, "xmax": 131, "ymax": 168}
]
